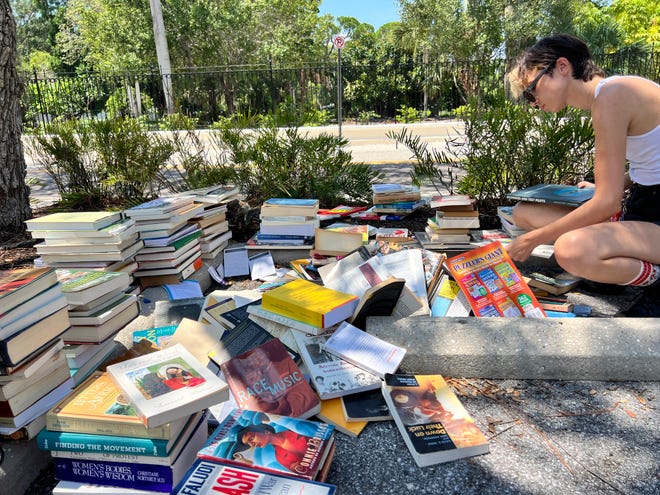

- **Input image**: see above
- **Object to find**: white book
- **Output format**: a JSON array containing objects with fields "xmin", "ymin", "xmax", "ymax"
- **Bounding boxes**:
[
  {"xmin": 0, "ymin": 376, "xmax": 74, "ymax": 429},
  {"xmin": 0, "ymin": 284, "xmax": 68, "ymax": 340},
  {"xmin": 322, "ymin": 321, "xmax": 406, "ymax": 378},
  {"xmin": 68, "ymin": 294, "xmax": 138, "ymax": 326},
  {"xmin": 106, "ymin": 344, "xmax": 229, "ymax": 428}
]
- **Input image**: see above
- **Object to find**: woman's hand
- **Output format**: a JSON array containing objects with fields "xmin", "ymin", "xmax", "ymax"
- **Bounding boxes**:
[
  {"xmin": 505, "ymin": 231, "xmax": 541, "ymax": 262},
  {"xmin": 577, "ymin": 180, "xmax": 595, "ymax": 188}
]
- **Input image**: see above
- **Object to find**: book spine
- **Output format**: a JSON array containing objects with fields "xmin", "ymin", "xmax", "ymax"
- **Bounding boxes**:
[
  {"xmin": 46, "ymin": 416, "xmax": 171, "ymax": 440},
  {"xmin": 51, "ymin": 449, "xmax": 172, "ymax": 466},
  {"xmin": 261, "ymin": 296, "xmax": 323, "ymax": 328},
  {"xmin": 37, "ymin": 428, "xmax": 169, "ymax": 456},
  {"xmin": 54, "ymin": 457, "xmax": 173, "ymax": 492},
  {"xmin": 247, "ymin": 306, "xmax": 322, "ymax": 335}
]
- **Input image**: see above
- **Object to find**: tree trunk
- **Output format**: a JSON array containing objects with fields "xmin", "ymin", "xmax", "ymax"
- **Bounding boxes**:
[{"xmin": 0, "ymin": 0, "xmax": 31, "ymax": 239}]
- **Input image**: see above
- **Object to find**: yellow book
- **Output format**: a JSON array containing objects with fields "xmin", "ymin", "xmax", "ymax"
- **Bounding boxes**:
[
  {"xmin": 261, "ymin": 278, "xmax": 359, "ymax": 328},
  {"xmin": 317, "ymin": 398, "xmax": 367, "ymax": 438}
]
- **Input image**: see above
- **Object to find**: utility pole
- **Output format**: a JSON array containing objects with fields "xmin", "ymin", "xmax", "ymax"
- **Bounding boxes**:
[
  {"xmin": 332, "ymin": 35, "xmax": 346, "ymax": 138},
  {"xmin": 149, "ymin": 0, "xmax": 174, "ymax": 115}
]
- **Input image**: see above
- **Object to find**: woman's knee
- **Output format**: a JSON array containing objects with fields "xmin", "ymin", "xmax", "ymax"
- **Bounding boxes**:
[{"xmin": 554, "ymin": 230, "xmax": 595, "ymax": 271}]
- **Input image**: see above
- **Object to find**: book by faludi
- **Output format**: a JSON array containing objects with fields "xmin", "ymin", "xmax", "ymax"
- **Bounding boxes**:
[
  {"xmin": 322, "ymin": 321, "xmax": 406, "ymax": 379},
  {"xmin": 24, "ymin": 211, "xmax": 123, "ymax": 232},
  {"xmin": 0, "ymin": 267, "xmax": 58, "ymax": 314},
  {"xmin": 445, "ymin": 241, "xmax": 546, "ymax": 318},
  {"xmin": 173, "ymin": 459, "xmax": 336, "ymax": 495},
  {"xmin": 53, "ymin": 411, "xmax": 207, "ymax": 493},
  {"xmin": 220, "ymin": 339, "xmax": 320, "ymax": 419},
  {"xmin": 197, "ymin": 408, "xmax": 335, "ymax": 481},
  {"xmin": 106, "ymin": 344, "xmax": 229, "ymax": 428},
  {"xmin": 46, "ymin": 371, "xmax": 191, "ymax": 441},
  {"xmin": 292, "ymin": 331, "xmax": 380, "ymax": 400},
  {"xmin": 382, "ymin": 373, "xmax": 489, "ymax": 467},
  {"xmin": 261, "ymin": 278, "xmax": 359, "ymax": 329}
]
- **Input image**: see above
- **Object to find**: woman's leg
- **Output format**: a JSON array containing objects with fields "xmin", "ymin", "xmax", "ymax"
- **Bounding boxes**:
[{"xmin": 512, "ymin": 202, "xmax": 574, "ymax": 232}]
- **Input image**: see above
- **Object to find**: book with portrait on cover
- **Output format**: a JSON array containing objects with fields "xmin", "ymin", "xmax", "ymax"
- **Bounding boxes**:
[
  {"xmin": 220, "ymin": 338, "xmax": 321, "ymax": 419},
  {"xmin": 197, "ymin": 408, "xmax": 335, "ymax": 481},
  {"xmin": 106, "ymin": 344, "xmax": 229, "ymax": 428},
  {"xmin": 382, "ymin": 373, "xmax": 490, "ymax": 467}
]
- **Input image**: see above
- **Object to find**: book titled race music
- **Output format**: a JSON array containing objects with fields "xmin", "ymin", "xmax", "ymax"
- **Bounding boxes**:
[
  {"xmin": 322, "ymin": 321, "xmax": 406, "ymax": 379},
  {"xmin": 382, "ymin": 373, "xmax": 490, "ymax": 467},
  {"xmin": 506, "ymin": 183, "xmax": 594, "ymax": 207},
  {"xmin": 261, "ymin": 278, "xmax": 359, "ymax": 329},
  {"xmin": 220, "ymin": 338, "xmax": 321, "ymax": 419},
  {"xmin": 445, "ymin": 241, "xmax": 546, "ymax": 318},
  {"xmin": 197, "ymin": 408, "xmax": 335, "ymax": 481},
  {"xmin": 106, "ymin": 344, "xmax": 229, "ymax": 428},
  {"xmin": 173, "ymin": 459, "xmax": 337, "ymax": 495}
]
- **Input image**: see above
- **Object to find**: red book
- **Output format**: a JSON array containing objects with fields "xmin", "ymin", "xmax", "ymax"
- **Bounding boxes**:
[{"xmin": 220, "ymin": 339, "xmax": 321, "ymax": 419}]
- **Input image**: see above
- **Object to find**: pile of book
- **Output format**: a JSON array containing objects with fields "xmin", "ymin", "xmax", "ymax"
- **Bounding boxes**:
[
  {"xmin": 41, "ymin": 343, "xmax": 229, "ymax": 493},
  {"xmin": 248, "ymin": 198, "xmax": 319, "ymax": 249},
  {"xmin": 56, "ymin": 268, "xmax": 138, "ymax": 384},
  {"xmin": 25, "ymin": 211, "xmax": 142, "ymax": 279},
  {"xmin": 370, "ymin": 183, "xmax": 424, "ymax": 218},
  {"xmin": 0, "ymin": 267, "xmax": 73, "ymax": 442},
  {"xmin": 124, "ymin": 197, "xmax": 205, "ymax": 287},
  {"xmin": 178, "ymin": 185, "xmax": 239, "ymax": 260},
  {"xmin": 418, "ymin": 194, "xmax": 479, "ymax": 250},
  {"xmin": 497, "ymin": 205, "xmax": 526, "ymax": 238}
]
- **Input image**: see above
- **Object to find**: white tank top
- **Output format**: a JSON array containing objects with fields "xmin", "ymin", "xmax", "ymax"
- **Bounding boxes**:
[{"xmin": 594, "ymin": 76, "xmax": 660, "ymax": 186}]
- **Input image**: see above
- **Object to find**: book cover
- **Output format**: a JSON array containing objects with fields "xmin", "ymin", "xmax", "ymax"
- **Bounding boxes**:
[
  {"xmin": 163, "ymin": 318, "xmax": 224, "ymax": 366},
  {"xmin": 46, "ymin": 371, "xmax": 190, "ymax": 441},
  {"xmin": 173, "ymin": 459, "xmax": 336, "ymax": 495},
  {"xmin": 0, "ymin": 267, "xmax": 58, "ymax": 314},
  {"xmin": 132, "ymin": 325, "xmax": 178, "ymax": 348},
  {"xmin": 349, "ymin": 276, "xmax": 406, "ymax": 330},
  {"xmin": 153, "ymin": 297, "xmax": 205, "ymax": 328},
  {"xmin": 340, "ymin": 388, "xmax": 392, "ymax": 422},
  {"xmin": 322, "ymin": 321, "xmax": 406, "ymax": 379},
  {"xmin": 316, "ymin": 398, "xmax": 367, "ymax": 438},
  {"xmin": 292, "ymin": 331, "xmax": 380, "ymax": 400},
  {"xmin": 382, "ymin": 373, "xmax": 489, "ymax": 467},
  {"xmin": 24, "ymin": 211, "xmax": 123, "ymax": 231},
  {"xmin": 207, "ymin": 317, "xmax": 281, "ymax": 367},
  {"xmin": 245, "ymin": 304, "xmax": 326, "ymax": 336},
  {"xmin": 197, "ymin": 408, "xmax": 334, "ymax": 481},
  {"xmin": 53, "ymin": 411, "xmax": 207, "ymax": 493},
  {"xmin": 106, "ymin": 344, "xmax": 229, "ymax": 428},
  {"xmin": 506, "ymin": 183, "xmax": 594, "ymax": 207},
  {"xmin": 261, "ymin": 279, "xmax": 359, "ymax": 329},
  {"xmin": 220, "ymin": 339, "xmax": 321, "ymax": 419},
  {"xmin": 313, "ymin": 228, "xmax": 364, "ymax": 257},
  {"xmin": 56, "ymin": 269, "xmax": 130, "ymax": 307},
  {"xmin": 445, "ymin": 241, "xmax": 546, "ymax": 318}
]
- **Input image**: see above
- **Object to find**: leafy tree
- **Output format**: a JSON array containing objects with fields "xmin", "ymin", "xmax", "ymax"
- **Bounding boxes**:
[
  {"xmin": 1, "ymin": 0, "xmax": 32, "ymax": 237},
  {"xmin": 10, "ymin": 0, "xmax": 65, "ymax": 70},
  {"xmin": 609, "ymin": 0, "xmax": 660, "ymax": 46}
]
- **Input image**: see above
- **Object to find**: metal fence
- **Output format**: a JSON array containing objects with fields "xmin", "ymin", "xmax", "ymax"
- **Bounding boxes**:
[{"xmin": 20, "ymin": 51, "xmax": 659, "ymax": 130}]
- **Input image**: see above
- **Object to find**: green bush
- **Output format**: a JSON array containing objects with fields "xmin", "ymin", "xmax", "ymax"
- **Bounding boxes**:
[{"xmin": 396, "ymin": 105, "xmax": 430, "ymax": 123}]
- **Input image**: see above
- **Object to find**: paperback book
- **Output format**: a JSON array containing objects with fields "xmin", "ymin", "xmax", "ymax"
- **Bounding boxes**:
[
  {"xmin": 106, "ymin": 344, "xmax": 229, "ymax": 428},
  {"xmin": 382, "ymin": 373, "xmax": 489, "ymax": 467},
  {"xmin": 316, "ymin": 398, "xmax": 367, "ymax": 438},
  {"xmin": 340, "ymin": 388, "xmax": 392, "ymax": 422},
  {"xmin": 197, "ymin": 408, "xmax": 335, "ymax": 481}
]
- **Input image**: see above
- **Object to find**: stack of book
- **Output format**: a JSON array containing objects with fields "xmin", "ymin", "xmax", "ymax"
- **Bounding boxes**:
[
  {"xmin": 497, "ymin": 205, "xmax": 526, "ymax": 238},
  {"xmin": 418, "ymin": 194, "xmax": 479, "ymax": 249},
  {"xmin": 371, "ymin": 183, "xmax": 423, "ymax": 217},
  {"xmin": 25, "ymin": 211, "xmax": 142, "ymax": 278},
  {"xmin": 0, "ymin": 267, "xmax": 73, "ymax": 441},
  {"xmin": 42, "ymin": 344, "xmax": 229, "ymax": 493},
  {"xmin": 124, "ymin": 197, "xmax": 205, "ymax": 287},
  {"xmin": 178, "ymin": 185, "xmax": 239, "ymax": 260},
  {"xmin": 248, "ymin": 198, "xmax": 319, "ymax": 249},
  {"xmin": 56, "ymin": 268, "xmax": 137, "ymax": 383}
]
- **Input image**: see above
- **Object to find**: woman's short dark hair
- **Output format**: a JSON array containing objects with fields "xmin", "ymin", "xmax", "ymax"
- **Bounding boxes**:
[{"xmin": 519, "ymin": 34, "xmax": 605, "ymax": 81}]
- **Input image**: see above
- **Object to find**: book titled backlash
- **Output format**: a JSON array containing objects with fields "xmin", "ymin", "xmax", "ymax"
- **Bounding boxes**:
[{"xmin": 106, "ymin": 344, "xmax": 229, "ymax": 429}]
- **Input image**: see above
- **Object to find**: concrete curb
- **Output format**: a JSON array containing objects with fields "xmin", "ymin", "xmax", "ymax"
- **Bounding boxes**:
[{"xmin": 366, "ymin": 315, "xmax": 660, "ymax": 381}]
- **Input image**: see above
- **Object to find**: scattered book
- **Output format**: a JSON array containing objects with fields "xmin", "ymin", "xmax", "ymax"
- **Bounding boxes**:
[
  {"xmin": 525, "ymin": 271, "xmax": 582, "ymax": 296},
  {"xmin": 382, "ymin": 373, "xmax": 490, "ymax": 467},
  {"xmin": 506, "ymin": 183, "xmax": 594, "ymax": 207},
  {"xmin": 341, "ymin": 388, "xmax": 392, "ymax": 423},
  {"xmin": 316, "ymin": 398, "xmax": 367, "ymax": 438},
  {"xmin": 313, "ymin": 227, "xmax": 364, "ymax": 257},
  {"xmin": 153, "ymin": 297, "xmax": 205, "ymax": 328},
  {"xmin": 207, "ymin": 317, "xmax": 282, "ymax": 367},
  {"xmin": 220, "ymin": 338, "xmax": 321, "ymax": 419},
  {"xmin": 106, "ymin": 343, "xmax": 229, "ymax": 428},
  {"xmin": 246, "ymin": 303, "xmax": 326, "ymax": 336},
  {"xmin": 292, "ymin": 331, "xmax": 381, "ymax": 400},
  {"xmin": 197, "ymin": 408, "xmax": 335, "ymax": 481},
  {"xmin": 132, "ymin": 325, "xmax": 178, "ymax": 348},
  {"xmin": 322, "ymin": 321, "xmax": 406, "ymax": 379}
]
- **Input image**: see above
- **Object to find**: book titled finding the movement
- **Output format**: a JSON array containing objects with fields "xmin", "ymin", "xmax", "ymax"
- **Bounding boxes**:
[
  {"xmin": 382, "ymin": 373, "xmax": 490, "ymax": 467},
  {"xmin": 106, "ymin": 344, "xmax": 229, "ymax": 428},
  {"xmin": 197, "ymin": 408, "xmax": 335, "ymax": 481},
  {"xmin": 506, "ymin": 183, "xmax": 594, "ymax": 207}
]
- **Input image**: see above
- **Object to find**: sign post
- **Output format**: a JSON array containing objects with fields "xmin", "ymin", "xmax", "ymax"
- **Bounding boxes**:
[{"xmin": 332, "ymin": 35, "xmax": 346, "ymax": 138}]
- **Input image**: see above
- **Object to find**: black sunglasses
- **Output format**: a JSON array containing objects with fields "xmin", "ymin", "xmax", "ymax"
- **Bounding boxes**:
[{"xmin": 522, "ymin": 65, "xmax": 553, "ymax": 103}]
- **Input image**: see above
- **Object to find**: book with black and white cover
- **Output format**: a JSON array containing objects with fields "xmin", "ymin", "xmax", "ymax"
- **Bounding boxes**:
[
  {"xmin": 382, "ymin": 373, "xmax": 489, "ymax": 467},
  {"xmin": 106, "ymin": 344, "xmax": 229, "ymax": 428},
  {"xmin": 340, "ymin": 388, "xmax": 392, "ymax": 422},
  {"xmin": 154, "ymin": 297, "xmax": 205, "ymax": 328},
  {"xmin": 292, "ymin": 331, "xmax": 380, "ymax": 400},
  {"xmin": 322, "ymin": 321, "xmax": 406, "ymax": 379}
]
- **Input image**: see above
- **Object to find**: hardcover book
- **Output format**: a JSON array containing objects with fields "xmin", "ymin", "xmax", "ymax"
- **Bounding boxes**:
[
  {"xmin": 0, "ymin": 376, "xmax": 73, "ymax": 429},
  {"xmin": 0, "ymin": 284, "xmax": 68, "ymax": 340},
  {"xmin": 0, "ymin": 267, "xmax": 58, "ymax": 314},
  {"xmin": 56, "ymin": 269, "xmax": 130, "ymax": 307},
  {"xmin": 506, "ymin": 183, "xmax": 594, "ymax": 207},
  {"xmin": 46, "ymin": 371, "xmax": 190, "ymax": 441},
  {"xmin": 340, "ymin": 388, "xmax": 392, "ymax": 422},
  {"xmin": 382, "ymin": 373, "xmax": 490, "ymax": 467},
  {"xmin": 261, "ymin": 278, "xmax": 359, "ymax": 329},
  {"xmin": 197, "ymin": 408, "xmax": 335, "ymax": 481},
  {"xmin": 245, "ymin": 304, "xmax": 325, "ymax": 336},
  {"xmin": 62, "ymin": 301, "xmax": 139, "ymax": 345},
  {"xmin": 53, "ymin": 411, "xmax": 207, "ymax": 493},
  {"xmin": 173, "ymin": 459, "xmax": 336, "ymax": 495},
  {"xmin": 106, "ymin": 344, "xmax": 229, "ymax": 428},
  {"xmin": 292, "ymin": 331, "xmax": 381, "ymax": 400},
  {"xmin": 220, "ymin": 338, "xmax": 321, "ymax": 419},
  {"xmin": 0, "ymin": 364, "xmax": 70, "ymax": 416}
]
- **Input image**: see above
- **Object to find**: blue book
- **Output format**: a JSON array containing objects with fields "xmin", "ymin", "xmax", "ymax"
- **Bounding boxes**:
[
  {"xmin": 132, "ymin": 325, "xmax": 178, "ymax": 347},
  {"xmin": 506, "ymin": 184, "xmax": 594, "ymax": 207},
  {"xmin": 263, "ymin": 198, "xmax": 319, "ymax": 207}
]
